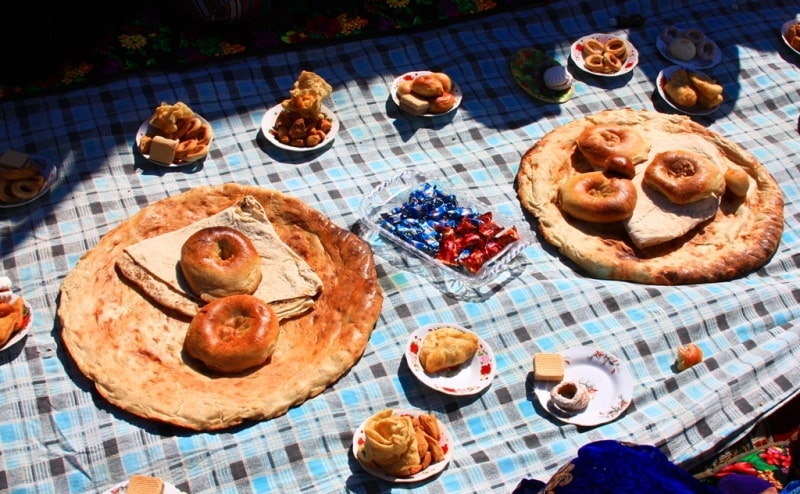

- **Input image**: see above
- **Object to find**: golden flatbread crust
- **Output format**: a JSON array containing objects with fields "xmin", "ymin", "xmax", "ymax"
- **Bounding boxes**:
[
  {"xmin": 517, "ymin": 109, "xmax": 784, "ymax": 285},
  {"xmin": 58, "ymin": 183, "xmax": 383, "ymax": 430}
]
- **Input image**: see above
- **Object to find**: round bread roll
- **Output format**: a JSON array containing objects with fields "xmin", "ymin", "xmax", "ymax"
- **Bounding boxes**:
[
  {"xmin": 724, "ymin": 167, "xmax": 750, "ymax": 197},
  {"xmin": 603, "ymin": 156, "xmax": 635, "ymax": 179},
  {"xmin": 550, "ymin": 380, "xmax": 590, "ymax": 412},
  {"xmin": 668, "ymin": 37, "xmax": 697, "ymax": 61},
  {"xmin": 410, "ymin": 74, "xmax": 444, "ymax": 98},
  {"xmin": 180, "ymin": 226, "xmax": 262, "ymax": 301},
  {"xmin": 430, "ymin": 72, "xmax": 453, "ymax": 93},
  {"xmin": 558, "ymin": 171, "xmax": 637, "ymax": 223},
  {"xmin": 429, "ymin": 93, "xmax": 456, "ymax": 114},
  {"xmin": 644, "ymin": 150, "xmax": 725, "ymax": 204},
  {"xmin": 184, "ymin": 294, "xmax": 279, "ymax": 374},
  {"xmin": 396, "ymin": 79, "xmax": 413, "ymax": 97},
  {"xmin": 576, "ymin": 124, "xmax": 651, "ymax": 168}
]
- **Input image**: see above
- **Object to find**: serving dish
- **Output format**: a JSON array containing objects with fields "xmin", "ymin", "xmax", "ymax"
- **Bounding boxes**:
[
  {"xmin": 510, "ymin": 48, "xmax": 574, "ymax": 103},
  {"xmin": 405, "ymin": 323, "xmax": 495, "ymax": 396},
  {"xmin": 781, "ymin": 19, "xmax": 800, "ymax": 56},
  {"xmin": 390, "ymin": 71, "xmax": 463, "ymax": 117},
  {"xmin": 533, "ymin": 346, "xmax": 633, "ymax": 426},
  {"xmin": 0, "ymin": 154, "xmax": 58, "ymax": 208},
  {"xmin": 135, "ymin": 114, "xmax": 213, "ymax": 166},
  {"xmin": 260, "ymin": 103, "xmax": 339, "ymax": 152},
  {"xmin": 656, "ymin": 29, "xmax": 721, "ymax": 69},
  {"xmin": 357, "ymin": 170, "xmax": 531, "ymax": 288},
  {"xmin": 352, "ymin": 408, "xmax": 453, "ymax": 482},
  {"xmin": 102, "ymin": 479, "xmax": 182, "ymax": 494},
  {"xmin": 570, "ymin": 33, "xmax": 639, "ymax": 77},
  {"xmin": 657, "ymin": 65, "xmax": 722, "ymax": 116},
  {"xmin": 0, "ymin": 293, "xmax": 32, "ymax": 351}
]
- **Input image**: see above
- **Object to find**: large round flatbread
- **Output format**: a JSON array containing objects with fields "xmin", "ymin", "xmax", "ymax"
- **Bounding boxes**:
[
  {"xmin": 58, "ymin": 183, "xmax": 383, "ymax": 430},
  {"xmin": 517, "ymin": 109, "xmax": 784, "ymax": 284}
]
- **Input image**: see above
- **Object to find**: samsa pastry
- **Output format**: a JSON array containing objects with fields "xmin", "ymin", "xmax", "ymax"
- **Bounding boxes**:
[
  {"xmin": 357, "ymin": 409, "xmax": 421, "ymax": 477},
  {"xmin": 0, "ymin": 297, "xmax": 25, "ymax": 347},
  {"xmin": 664, "ymin": 68, "xmax": 697, "ymax": 108},
  {"xmin": 418, "ymin": 326, "xmax": 479, "ymax": 373}
]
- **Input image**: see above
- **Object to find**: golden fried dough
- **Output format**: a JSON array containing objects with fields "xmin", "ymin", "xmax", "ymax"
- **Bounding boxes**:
[{"xmin": 664, "ymin": 68, "xmax": 697, "ymax": 108}]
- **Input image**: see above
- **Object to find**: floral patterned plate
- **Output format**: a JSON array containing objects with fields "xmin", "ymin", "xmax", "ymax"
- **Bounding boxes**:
[
  {"xmin": 352, "ymin": 408, "xmax": 453, "ymax": 483},
  {"xmin": 260, "ymin": 103, "xmax": 339, "ymax": 152},
  {"xmin": 533, "ymin": 346, "xmax": 633, "ymax": 426},
  {"xmin": 0, "ymin": 154, "xmax": 58, "ymax": 209},
  {"xmin": 405, "ymin": 323, "xmax": 495, "ymax": 396},
  {"xmin": 570, "ymin": 33, "xmax": 639, "ymax": 77},
  {"xmin": 510, "ymin": 48, "xmax": 574, "ymax": 103},
  {"xmin": 390, "ymin": 71, "xmax": 463, "ymax": 117},
  {"xmin": 0, "ymin": 293, "xmax": 32, "ymax": 351}
]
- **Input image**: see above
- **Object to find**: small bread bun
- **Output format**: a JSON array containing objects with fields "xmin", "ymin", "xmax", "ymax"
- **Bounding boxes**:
[
  {"xmin": 180, "ymin": 226, "xmax": 262, "ymax": 301},
  {"xmin": 396, "ymin": 79, "xmax": 413, "ymax": 97},
  {"xmin": 724, "ymin": 167, "xmax": 750, "ymax": 197},
  {"xmin": 429, "ymin": 93, "xmax": 456, "ymax": 114},
  {"xmin": 577, "ymin": 124, "xmax": 651, "ymax": 168},
  {"xmin": 644, "ymin": 150, "xmax": 725, "ymax": 204},
  {"xmin": 558, "ymin": 171, "xmax": 638, "ymax": 223},
  {"xmin": 550, "ymin": 380, "xmax": 590, "ymax": 411},
  {"xmin": 184, "ymin": 294, "xmax": 279, "ymax": 374},
  {"xmin": 669, "ymin": 37, "xmax": 697, "ymax": 61},
  {"xmin": 675, "ymin": 343, "xmax": 703, "ymax": 371},
  {"xmin": 603, "ymin": 156, "xmax": 635, "ymax": 179},
  {"xmin": 430, "ymin": 72, "xmax": 453, "ymax": 93},
  {"xmin": 410, "ymin": 74, "xmax": 444, "ymax": 98}
]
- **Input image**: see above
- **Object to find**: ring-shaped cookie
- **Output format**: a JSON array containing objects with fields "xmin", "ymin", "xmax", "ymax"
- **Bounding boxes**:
[
  {"xmin": 644, "ymin": 150, "xmax": 725, "ymax": 204},
  {"xmin": 602, "ymin": 52, "xmax": 623, "ymax": 73},
  {"xmin": 697, "ymin": 39, "xmax": 717, "ymax": 61},
  {"xmin": 558, "ymin": 171, "xmax": 637, "ymax": 223},
  {"xmin": 10, "ymin": 178, "xmax": 43, "ymax": 199},
  {"xmin": 583, "ymin": 38, "xmax": 605, "ymax": 56},
  {"xmin": 683, "ymin": 28, "xmax": 705, "ymax": 45},
  {"xmin": 661, "ymin": 25, "xmax": 680, "ymax": 44},
  {"xmin": 550, "ymin": 380, "xmax": 590, "ymax": 412},
  {"xmin": 583, "ymin": 54, "xmax": 605, "ymax": 73},
  {"xmin": 604, "ymin": 38, "xmax": 628, "ymax": 61},
  {"xmin": 576, "ymin": 124, "xmax": 651, "ymax": 167},
  {"xmin": 0, "ymin": 179, "xmax": 18, "ymax": 203}
]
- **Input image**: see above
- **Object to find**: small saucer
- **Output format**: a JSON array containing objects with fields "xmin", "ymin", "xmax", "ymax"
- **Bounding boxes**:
[
  {"xmin": 510, "ymin": 48, "xmax": 574, "ymax": 103},
  {"xmin": 0, "ymin": 154, "xmax": 58, "ymax": 209},
  {"xmin": 656, "ymin": 28, "xmax": 722, "ymax": 69},
  {"xmin": 781, "ymin": 19, "xmax": 800, "ymax": 56},
  {"xmin": 352, "ymin": 408, "xmax": 453, "ymax": 483},
  {"xmin": 135, "ymin": 114, "xmax": 213, "ymax": 166},
  {"xmin": 0, "ymin": 293, "xmax": 32, "ymax": 351},
  {"xmin": 533, "ymin": 346, "xmax": 633, "ymax": 426},
  {"xmin": 101, "ymin": 479, "xmax": 182, "ymax": 494},
  {"xmin": 390, "ymin": 71, "xmax": 463, "ymax": 117},
  {"xmin": 657, "ymin": 65, "xmax": 722, "ymax": 116},
  {"xmin": 260, "ymin": 103, "xmax": 338, "ymax": 152},
  {"xmin": 570, "ymin": 34, "xmax": 639, "ymax": 77},
  {"xmin": 405, "ymin": 323, "xmax": 495, "ymax": 396}
]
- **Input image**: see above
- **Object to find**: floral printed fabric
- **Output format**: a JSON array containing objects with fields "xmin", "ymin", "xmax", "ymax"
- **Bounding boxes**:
[{"xmin": 0, "ymin": 0, "xmax": 545, "ymax": 101}]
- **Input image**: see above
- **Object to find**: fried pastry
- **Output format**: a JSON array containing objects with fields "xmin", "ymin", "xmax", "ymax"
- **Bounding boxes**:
[
  {"xmin": 418, "ymin": 326, "xmax": 479, "ymax": 373},
  {"xmin": 664, "ymin": 68, "xmax": 697, "ymax": 108},
  {"xmin": 0, "ymin": 297, "xmax": 24, "ymax": 347},
  {"xmin": 688, "ymin": 71, "xmax": 723, "ymax": 99},
  {"xmin": 357, "ymin": 409, "xmax": 421, "ymax": 477}
]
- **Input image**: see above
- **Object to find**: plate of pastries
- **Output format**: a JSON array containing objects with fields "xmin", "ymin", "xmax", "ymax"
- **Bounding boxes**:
[
  {"xmin": 657, "ymin": 65, "xmax": 724, "ymax": 115},
  {"xmin": 781, "ymin": 19, "xmax": 800, "ymax": 56},
  {"xmin": 0, "ymin": 276, "xmax": 32, "ymax": 351},
  {"xmin": 570, "ymin": 33, "xmax": 639, "ymax": 77},
  {"xmin": 391, "ymin": 70, "xmax": 462, "ymax": 116},
  {"xmin": 510, "ymin": 48, "xmax": 575, "ymax": 103},
  {"xmin": 102, "ymin": 474, "xmax": 183, "ymax": 494},
  {"xmin": 353, "ymin": 408, "xmax": 453, "ymax": 482},
  {"xmin": 136, "ymin": 101, "xmax": 213, "ymax": 166},
  {"xmin": 0, "ymin": 150, "xmax": 58, "ymax": 208},
  {"xmin": 405, "ymin": 323, "xmax": 495, "ymax": 396},
  {"xmin": 262, "ymin": 70, "xmax": 339, "ymax": 152},
  {"xmin": 657, "ymin": 25, "xmax": 721, "ymax": 69}
]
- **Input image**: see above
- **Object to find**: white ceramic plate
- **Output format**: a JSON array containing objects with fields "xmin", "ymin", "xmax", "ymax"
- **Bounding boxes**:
[
  {"xmin": 352, "ymin": 408, "xmax": 453, "ymax": 483},
  {"xmin": 390, "ymin": 71, "xmax": 463, "ymax": 117},
  {"xmin": 405, "ymin": 323, "xmax": 495, "ymax": 396},
  {"xmin": 534, "ymin": 346, "xmax": 633, "ymax": 426},
  {"xmin": 657, "ymin": 65, "xmax": 722, "ymax": 116},
  {"xmin": 0, "ymin": 154, "xmax": 58, "ymax": 209},
  {"xmin": 260, "ymin": 103, "xmax": 338, "ymax": 152},
  {"xmin": 569, "ymin": 34, "xmax": 639, "ymax": 77},
  {"xmin": 656, "ymin": 29, "xmax": 722, "ymax": 69},
  {"xmin": 135, "ymin": 114, "xmax": 213, "ymax": 166},
  {"xmin": 0, "ymin": 293, "xmax": 32, "ymax": 351},
  {"xmin": 102, "ymin": 479, "xmax": 182, "ymax": 494},
  {"xmin": 782, "ymin": 19, "xmax": 800, "ymax": 56}
]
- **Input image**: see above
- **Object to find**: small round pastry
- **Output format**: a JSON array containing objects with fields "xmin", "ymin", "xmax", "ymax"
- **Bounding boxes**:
[
  {"xmin": 428, "ymin": 92, "xmax": 456, "ymax": 114},
  {"xmin": 696, "ymin": 39, "xmax": 717, "ymax": 62},
  {"xmin": 583, "ymin": 38, "xmax": 605, "ymax": 56},
  {"xmin": 683, "ymin": 28, "xmax": 705, "ymax": 45},
  {"xmin": 603, "ymin": 156, "xmax": 635, "ymax": 179},
  {"xmin": 430, "ymin": 72, "xmax": 453, "ymax": 93},
  {"xmin": 661, "ymin": 25, "xmax": 680, "ymax": 44},
  {"xmin": 184, "ymin": 294, "xmax": 279, "ymax": 374},
  {"xmin": 724, "ymin": 167, "xmax": 750, "ymax": 197},
  {"xmin": 675, "ymin": 343, "xmax": 703, "ymax": 371},
  {"xmin": 583, "ymin": 54, "xmax": 605, "ymax": 73},
  {"xmin": 602, "ymin": 52, "xmax": 623, "ymax": 73},
  {"xmin": 550, "ymin": 380, "xmax": 590, "ymax": 412},
  {"xmin": 604, "ymin": 37, "xmax": 628, "ymax": 61},
  {"xmin": 180, "ymin": 226, "xmax": 262, "ymax": 301},
  {"xmin": 644, "ymin": 150, "xmax": 725, "ymax": 204},
  {"xmin": 410, "ymin": 74, "xmax": 444, "ymax": 98},
  {"xmin": 669, "ymin": 37, "xmax": 697, "ymax": 61},
  {"xmin": 576, "ymin": 124, "xmax": 651, "ymax": 167},
  {"xmin": 396, "ymin": 79, "xmax": 413, "ymax": 97},
  {"xmin": 558, "ymin": 171, "xmax": 638, "ymax": 223},
  {"xmin": 543, "ymin": 65, "xmax": 573, "ymax": 91}
]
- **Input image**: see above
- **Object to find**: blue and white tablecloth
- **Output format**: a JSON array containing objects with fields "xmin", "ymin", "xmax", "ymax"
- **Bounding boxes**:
[{"xmin": 1, "ymin": 0, "xmax": 799, "ymax": 492}]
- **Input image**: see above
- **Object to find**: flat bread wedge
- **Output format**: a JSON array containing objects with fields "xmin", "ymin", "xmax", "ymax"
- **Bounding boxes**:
[
  {"xmin": 517, "ymin": 109, "xmax": 784, "ymax": 284},
  {"xmin": 58, "ymin": 183, "xmax": 383, "ymax": 430}
]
